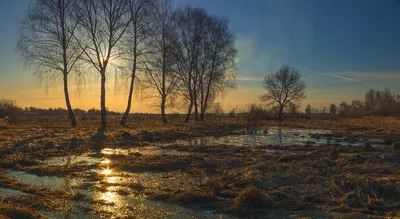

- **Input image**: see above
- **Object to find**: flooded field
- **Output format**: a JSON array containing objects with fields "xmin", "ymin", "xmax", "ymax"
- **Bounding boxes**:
[
  {"xmin": 176, "ymin": 127, "xmax": 386, "ymax": 147},
  {"xmin": 1, "ymin": 121, "xmax": 399, "ymax": 218}
]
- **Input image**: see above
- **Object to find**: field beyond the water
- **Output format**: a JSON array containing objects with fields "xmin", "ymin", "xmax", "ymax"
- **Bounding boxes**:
[{"xmin": 0, "ymin": 115, "xmax": 399, "ymax": 218}]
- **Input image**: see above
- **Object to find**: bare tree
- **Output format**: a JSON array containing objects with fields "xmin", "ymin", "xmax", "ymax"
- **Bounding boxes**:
[
  {"xmin": 339, "ymin": 101, "xmax": 350, "ymax": 116},
  {"xmin": 17, "ymin": 0, "xmax": 82, "ymax": 128},
  {"xmin": 74, "ymin": 0, "xmax": 131, "ymax": 128},
  {"xmin": 198, "ymin": 15, "xmax": 237, "ymax": 121},
  {"xmin": 119, "ymin": 0, "xmax": 150, "ymax": 126},
  {"xmin": 261, "ymin": 65, "xmax": 306, "ymax": 121},
  {"xmin": 141, "ymin": 0, "xmax": 178, "ymax": 123},
  {"xmin": 305, "ymin": 105, "xmax": 312, "ymax": 114},
  {"xmin": 329, "ymin": 103, "xmax": 337, "ymax": 115},
  {"xmin": 174, "ymin": 7, "xmax": 237, "ymax": 122},
  {"xmin": 365, "ymin": 89, "xmax": 376, "ymax": 112},
  {"xmin": 174, "ymin": 7, "xmax": 208, "ymax": 122}
]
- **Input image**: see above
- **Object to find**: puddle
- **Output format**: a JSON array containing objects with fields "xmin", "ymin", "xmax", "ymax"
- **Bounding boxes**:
[
  {"xmin": 0, "ymin": 187, "xmax": 26, "ymax": 196},
  {"xmin": 4, "ymin": 126, "xmax": 387, "ymax": 217},
  {"xmin": 4, "ymin": 163, "xmax": 224, "ymax": 218},
  {"xmin": 101, "ymin": 146, "xmax": 192, "ymax": 157},
  {"xmin": 176, "ymin": 127, "xmax": 385, "ymax": 147},
  {"xmin": 43, "ymin": 154, "xmax": 100, "ymax": 166},
  {"xmin": 4, "ymin": 170, "xmax": 83, "ymax": 192}
]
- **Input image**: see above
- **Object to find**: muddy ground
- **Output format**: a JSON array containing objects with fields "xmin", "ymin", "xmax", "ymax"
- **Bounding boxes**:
[{"xmin": 0, "ymin": 115, "xmax": 399, "ymax": 218}]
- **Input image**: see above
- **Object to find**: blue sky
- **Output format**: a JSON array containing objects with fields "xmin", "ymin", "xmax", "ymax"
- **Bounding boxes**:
[{"xmin": 1, "ymin": 0, "xmax": 400, "ymax": 111}]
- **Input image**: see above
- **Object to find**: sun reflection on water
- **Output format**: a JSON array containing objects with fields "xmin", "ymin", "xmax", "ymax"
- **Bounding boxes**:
[
  {"xmin": 100, "ymin": 191, "xmax": 119, "ymax": 204},
  {"xmin": 101, "ymin": 148, "xmax": 113, "ymax": 155},
  {"xmin": 101, "ymin": 168, "xmax": 113, "ymax": 175},
  {"xmin": 106, "ymin": 176, "xmax": 118, "ymax": 184},
  {"xmin": 101, "ymin": 159, "xmax": 111, "ymax": 165}
]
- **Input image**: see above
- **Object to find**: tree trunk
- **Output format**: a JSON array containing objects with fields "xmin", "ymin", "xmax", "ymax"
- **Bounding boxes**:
[
  {"xmin": 63, "ymin": 73, "xmax": 76, "ymax": 128},
  {"xmin": 161, "ymin": 95, "xmax": 167, "ymax": 123},
  {"xmin": 279, "ymin": 105, "xmax": 284, "ymax": 122},
  {"xmin": 194, "ymin": 99, "xmax": 199, "ymax": 121},
  {"xmin": 100, "ymin": 71, "xmax": 107, "ymax": 128},
  {"xmin": 201, "ymin": 75, "xmax": 213, "ymax": 122},
  {"xmin": 120, "ymin": 72, "xmax": 135, "ymax": 126},
  {"xmin": 184, "ymin": 98, "xmax": 193, "ymax": 123}
]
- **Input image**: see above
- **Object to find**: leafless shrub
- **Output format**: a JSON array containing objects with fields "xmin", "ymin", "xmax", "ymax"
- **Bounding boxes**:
[
  {"xmin": 0, "ymin": 99, "xmax": 23, "ymax": 123},
  {"xmin": 243, "ymin": 104, "xmax": 268, "ymax": 134}
]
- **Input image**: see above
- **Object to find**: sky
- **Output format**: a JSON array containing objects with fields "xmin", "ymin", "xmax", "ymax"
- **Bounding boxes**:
[{"xmin": 1, "ymin": 0, "xmax": 400, "ymax": 113}]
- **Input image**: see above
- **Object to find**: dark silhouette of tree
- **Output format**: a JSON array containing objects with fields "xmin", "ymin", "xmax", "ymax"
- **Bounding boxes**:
[
  {"xmin": 305, "ymin": 105, "xmax": 312, "ymax": 114},
  {"xmin": 339, "ymin": 101, "xmax": 350, "ymax": 116},
  {"xmin": 198, "ymin": 15, "xmax": 237, "ymax": 121},
  {"xmin": 329, "ymin": 103, "xmax": 337, "ymax": 115},
  {"xmin": 17, "ymin": 0, "xmax": 82, "ymax": 128},
  {"xmin": 261, "ymin": 65, "xmax": 306, "ymax": 121},
  {"xmin": 365, "ymin": 89, "xmax": 376, "ymax": 112},
  {"xmin": 119, "ymin": 0, "xmax": 150, "ymax": 126},
  {"xmin": 74, "ymin": 0, "xmax": 131, "ymax": 128},
  {"xmin": 174, "ymin": 7, "xmax": 237, "ymax": 122},
  {"xmin": 142, "ymin": 0, "xmax": 178, "ymax": 124},
  {"xmin": 174, "ymin": 7, "xmax": 208, "ymax": 122}
]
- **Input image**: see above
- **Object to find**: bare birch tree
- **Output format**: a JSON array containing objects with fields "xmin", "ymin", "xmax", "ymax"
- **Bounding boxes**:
[
  {"xmin": 174, "ymin": 7, "xmax": 237, "ymax": 122},
  {"xmin": 17, "ymin": 0, "xmax": 82, "ymax": 128},
  {"xmin": 261, "ymin": 65, "xmax": 306, "ymax": 121},
  {"xmin": 174, "ymin": 7, "xmax": 209, "ymax": 122},
  {"xmin": 141, "ymin": 0, "xmax": 178, "ymax": 123},
  {"xmin": 198, "ymin": 15, "xmax": 237, "ymax": 121},
  {"xmin": 74, "ymin": 0, "xmax": 131, "ymax": 128},
  {"xmin": 119, "ymin": 0, "xmax": 150, "ymax": 126}
]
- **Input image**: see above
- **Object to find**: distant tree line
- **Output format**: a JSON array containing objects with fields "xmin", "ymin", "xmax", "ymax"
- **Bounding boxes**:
[
  {"xmin": 0, "ymin": 100, "xmax": 121, "ymax": 120},
  {"xmin": 305, "ymin": 89, "xmax": 400, "ymax": 117},
  {"xmin": 17, "ymin": 0, "xmax": 237, "ymax": 128}
]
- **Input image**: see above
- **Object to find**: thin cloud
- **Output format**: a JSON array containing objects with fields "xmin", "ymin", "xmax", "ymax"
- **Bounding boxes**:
[
  {"xmin": 334, "ymin": 75, "xmax": 358, "ymax": 82},
  {"xmin": 236, "ymin": 76, "xmax": 264, "ymax": 82}
]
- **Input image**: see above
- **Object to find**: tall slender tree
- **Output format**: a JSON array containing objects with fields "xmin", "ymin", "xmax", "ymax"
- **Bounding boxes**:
[
  {"xmin": 75, "ymin": 0, "xmax": 131, "ymax": 128},
  {"xmin": 173, "ymin": 7, "xmax": 237, "ymax": 122},
  {"xmin": 142, "ymin": 0, "xmax": 178, "ymax": 123},
  {"xmin": 198, "ymin": 15, "xmax": 237, "ymax": 121},
  {"xmin": 174, "ymin": 7, "xmax": 211, "ymax": 122},
  {"xmin": 119, "ymin": 0, "xmax": 150, "ymax": 126},
  {"xmin": 17, "ymin": 0, "xmax": 82, "ymax": 128}
]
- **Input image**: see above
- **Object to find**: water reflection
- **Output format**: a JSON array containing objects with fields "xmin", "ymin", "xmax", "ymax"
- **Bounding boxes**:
[
  {"xmin": 5, "ymin": 164, "xmax": 231, "ymax": 217},
  {"xmin": 105, "ymin": 176, "xmax": 118, "ymax": 184},
  {"xmin": 99, "ymin": 191, "xmax": 119, "ymax": 204},
  {"xmin": 278, "ymin": 127, "xmax": 283, "ymax": 146},
  {"xmin": 101, "ymin": 159, "xmax": 111, "ymax": 165},
  {"xmin": 101, "ymin": 147, "xmax": 192, "ymax": 157},
  {"xmin": 175, "ymin": 127, "xmax": 337, "ymax": 147},
  {"xmin": 100, "ymin": 169, "xmax": 112, "ymax": 176}
]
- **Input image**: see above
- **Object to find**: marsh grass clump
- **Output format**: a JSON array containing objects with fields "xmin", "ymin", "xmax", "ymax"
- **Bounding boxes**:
[
  {"xmin": 128, "ymin": 183, "xmax": 145, "ymax": 192},
  {"xmin": 234, "ymin": 186, "xmax": 275, "ymax": 210},
  {"xmin": 392, "ymin": 142, "xmax": 400, "ymax": 150},
  {"xmin": 328, "ymin": 147, "xmax": 339, "ymax": 160},
  {"xmin": 171, "ymin": 190, "xmax": 217, "ymax": 207},
  {"xmin": 0, "ymin": 204, "xmax": 44, "ymax": 219}
]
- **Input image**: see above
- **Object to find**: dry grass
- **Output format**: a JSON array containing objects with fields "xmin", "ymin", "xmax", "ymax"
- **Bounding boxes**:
[
  {"xmin": 234, "ymin": 186, "xmax": 275, "ymax": 209},
  {"xmin": 0, "ymin": 115, "xmax": 399, "ymax": 217},
  {"xmin": 0, "ymin": 204, "xmax": 44, "ymax": 219}
]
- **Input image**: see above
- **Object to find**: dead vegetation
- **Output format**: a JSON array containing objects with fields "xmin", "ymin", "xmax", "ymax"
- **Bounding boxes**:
[
  {"xmin": 0, "ymin": 204, "xmax": 44, "ymax": 219},
  {"xmin": 0, "ymin": 115, "xmax": 399, "ymax": 217}
]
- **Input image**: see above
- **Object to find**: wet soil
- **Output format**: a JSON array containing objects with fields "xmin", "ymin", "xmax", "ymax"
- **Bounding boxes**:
[{"xmin": 0, "ymin": 116, "xmax": 399, "ymax": 218}]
